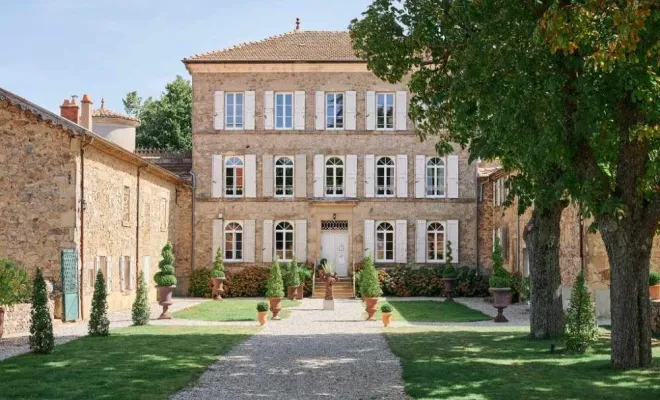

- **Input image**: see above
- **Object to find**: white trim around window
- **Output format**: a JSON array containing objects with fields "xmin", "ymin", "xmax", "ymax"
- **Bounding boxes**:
[
  {"xmin": 376, "ymin": 156, "xmax": 396, "ymax": 197},
  {"xmin": 425, "ymin": 156, "xmax": 446, "ymax": 198},
  {"xmin": 274, "ymin": 221, "xmax": 295, "ymax": 262},
  {"xmin": 325, "ymin": 92, "xmax": 345, "ymax": 130},
  {"xmin": 223, "ymin": 221, "xmax": 244, "ymax": 262},
  {"xmin": 426, "ymin": 221, "xmax": 446, "ymax": 263},
  {"xmin": 224, "ymin": 156, "xmax": 244, "ymax": 198},
  {"xmin": 275, "ymin": 92, "xmax": 294, "ymax": 130},
  {"xmin": 324, "ymin": 156, "xmax": 345, "ymax": 197},
  {"xmin": 274, "ymin": 156, "xmax": 295, "ymax": 198},
  {"xmin": 376, "ymin": 92, "xmax": 395, "ymax": 131},
  {"xmin": 375, "ymin": 221, "xmax": 395, "ymax": 262},
  {"xmin": 225, "ymin": 92, "xmax": 244, "ymax": 130}
]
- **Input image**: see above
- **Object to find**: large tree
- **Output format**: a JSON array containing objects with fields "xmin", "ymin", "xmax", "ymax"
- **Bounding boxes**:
[
  {"xmin": 123, "ymin": 75, "xmax": 192, "ymax": 150},
  {"xmin": 350, "ymin": 0, "xmax": 659, "ymax": 368}
]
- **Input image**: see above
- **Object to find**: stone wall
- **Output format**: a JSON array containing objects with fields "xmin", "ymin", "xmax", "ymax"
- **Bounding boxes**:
[{"xmin": 2, "ymin": 301, "xmax": 54, "ymax": 337}]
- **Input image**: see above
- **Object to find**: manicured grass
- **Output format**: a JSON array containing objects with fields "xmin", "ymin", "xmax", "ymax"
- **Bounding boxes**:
[
  {"xmin": 374, "ymin": 301, "xmax": 492, "ymax": 322},
  {"xmin": 173, "ymin": 298, "xmax": 301, "ymax": 321},
  {"xmin": 385, "ymin": 327, "xmax": 660, "ymax": 399},
  {"xmin": 0, "ymin": 325, "xmax": 257, "ymax": 400}
]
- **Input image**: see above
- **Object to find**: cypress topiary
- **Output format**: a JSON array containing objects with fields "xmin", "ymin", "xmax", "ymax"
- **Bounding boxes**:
[
  {"xmin": 131, "ymin": 270, "xmax": 150, "ymax": 326},
  {"xmin": 360, "ymin": 254, "xmax": 382, "ymax": 298},
  {"xmin": 288, "ymin": 256, "xmax": 301, "ymax": 287},
  {"xmin": 29, "ymin": 268, "xmax": 54, "ymax": 354},
  {"xmin": 564, "ymin": 270, "xmax": 599, "ymax": 353},
  {"xmin": 442, "ymin": 241, "xmax": 457, "ymax": 278},
  {"xmin": 88, "ymin": 269, "xmax": 110, "ymax": 336},
  {"xmin": 265, "ymin": 259, "xmax": 284, "ymax": 298},
  {"xmin": 211, "ymin": 247, "xmax": 226, "ymax": 278},
  {"xmin": 154, "ymin": 242, "xmax": 177, "ymax": 286},
  {"xmin": 489, "ymin": 237, "xmax": 512, "ymax": 288}
]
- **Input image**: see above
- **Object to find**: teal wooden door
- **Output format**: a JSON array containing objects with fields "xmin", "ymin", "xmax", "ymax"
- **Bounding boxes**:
[{"xmin": 61, "ymin": 249, "xmax": 79, "ymax": 321}]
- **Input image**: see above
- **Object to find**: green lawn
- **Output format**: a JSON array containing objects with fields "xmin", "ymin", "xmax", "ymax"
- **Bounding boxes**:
[
  {"xmin": 385, "ymin": 327, "xmax": 660, "ymax": 399},
  {"xmin": 173, "ymin": 299, "xmax": 301, "ymax": 321},
  {"xmin": 0, "ymin": 325, "xmax": 257, "ymax": 400},
  {"xmin": 374, "ymin": 300, "xmax": 492, "ymax": 322}
]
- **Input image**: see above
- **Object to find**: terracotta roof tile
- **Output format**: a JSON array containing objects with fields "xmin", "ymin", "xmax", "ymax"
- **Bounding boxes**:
[{"xmin": 92, "ymin": 99, "xmax": 140, "ymax": 123}]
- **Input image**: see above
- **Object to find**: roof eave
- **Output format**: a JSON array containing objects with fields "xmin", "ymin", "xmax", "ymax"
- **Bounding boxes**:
[{"xmin": 182, "ymin": 58, "xmax": 366, "ymax": 64}]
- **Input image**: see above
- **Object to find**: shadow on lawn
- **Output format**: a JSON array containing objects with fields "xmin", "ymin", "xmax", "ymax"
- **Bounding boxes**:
[{"xmin": 385, "ymin": 330, "xmax": 660, "ymax": 400}]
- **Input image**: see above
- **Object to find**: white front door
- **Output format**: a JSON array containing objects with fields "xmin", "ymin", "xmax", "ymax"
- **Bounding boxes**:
[{"xmin": 320, "ymin": 232, "xmax": 349, "ymax": 276}]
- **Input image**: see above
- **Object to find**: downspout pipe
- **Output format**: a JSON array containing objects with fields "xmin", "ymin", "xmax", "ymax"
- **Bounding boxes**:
[
  {"xmin": 190, "ymin": 169, "xmax": 197, "ymax": 272},
  {"xmin": 79, "ymin": 136, "xmax": 94, "ymax": 320}
]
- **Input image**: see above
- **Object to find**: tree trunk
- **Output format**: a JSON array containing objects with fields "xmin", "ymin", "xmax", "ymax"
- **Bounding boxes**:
[{"xmin": 523, "ymin": 201, "xmax": 567, "ymax": 339}]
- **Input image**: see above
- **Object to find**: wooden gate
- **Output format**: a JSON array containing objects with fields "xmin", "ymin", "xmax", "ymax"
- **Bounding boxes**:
[{"xmin": 61, "ymin": 249, "xmax": 79, "ymax": 321}]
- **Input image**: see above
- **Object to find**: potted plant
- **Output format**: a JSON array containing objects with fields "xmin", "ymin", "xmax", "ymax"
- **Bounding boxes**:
[
  {"xmin": 256, "ymin": 301, "xmax": 269, "ymax": 326},
  {"xmin": 0, "ymin": 259, "xmax": 30, "ymax": 338},
  {"xmin": 381, "ymin": 303, "xmax": 393, "ymax": 327},
  {"xmin": 650, "ymin": 272, "xmax": 660, "ymax": 300},
  {"xmin": 323, "ymin": 262, "xmax": 337, "ymax": 300},
  {"xmin": 286, "ymin": 256, "xmax": 301, "ymax": 300},
  {"xmin": 265, "ymin": 258, "xmax": 285, "ymax": 320},
  {"xmin": 360, "ymin": 254, "xmax": 382, "ymax": 320},
  {"xmin": 297, "ymin": 264, "xmax": 312, "ymax": 300},
  {"xmin": 441, "ymin": 241, "xmax": 457, "ymax": 302},
  {"xmin": 211, "ymin": 247, "xmax": 226, "ymax": 300},
  {"xmin": 489, "ymin": 237, "xmax": 513, "ymax": 322},
  {"xmin": 154, "ymin": 242, "xmax": 177, "ymax": 319}
]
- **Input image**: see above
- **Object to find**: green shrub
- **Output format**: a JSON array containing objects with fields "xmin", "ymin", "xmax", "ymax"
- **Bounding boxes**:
[
  {"xmin": 188, "ymin": 268, "xmax": 212, "ymax": 298},
  {"xmin": 359, "ymin": 254, "xmax": 382, "ymax": 298},
  {"xmin": 0, "ymin": 259, "xmax": 30, "ymax": 307},
  {"xmin": 256, "ymin": 301, "xmax": 269, "ymax": 312},
  {"xmin": 211, "ymin": 247, "xmax": 226, "ymax": 278},
  {"xmin": 225, "ymin": 266, "xmax": 270, "ymax": 297},
  {"xmin": 131, "ymin": 271, "xmax": 150, "ymax": 326},
  {"xmin": 442, "ymin": 242, "xmax": 457, "ymax": 279},
  {"xmin": 489, "ymin": 237, "xmax": 512, "ymax": 289},
  {"xmin": 29, "ymin": 268, "xmax": 54, "ymax": 354},
  {"xmin": 88, "ymin": 269, "xmax": 110, "ymax": 337},
  {"xmin": 288, "ymin": 257, "xmax": 301, "ymax": 287},
  {"xmin": 649, "ymin": 272, "xmax": 660, "ymax": 286},
  {"xmin": 455, "ymin": 267, "xmax": 490, "ymax": 297},
  {"xmin": 154, "ymin": 242, "xmax": 177, "ymax": 286},
  {"xmin": 380, "ymin": 303, "xmax": 393, "ymax": 313},
  {"xmin": 564, "ymin": 271, "xmax": 599, "ymax": 353},
  {"xmin": 265, "ymin": 259, "xmax": 284, "ymax": 298}
]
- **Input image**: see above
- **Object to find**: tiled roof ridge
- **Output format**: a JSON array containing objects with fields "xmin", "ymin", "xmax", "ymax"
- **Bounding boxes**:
[{"xmin": 92, "ymin": 98, "xmax": 140, "ymax": 123}]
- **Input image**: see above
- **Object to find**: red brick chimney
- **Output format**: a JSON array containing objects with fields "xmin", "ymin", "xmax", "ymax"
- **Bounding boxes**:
[
  {"xmin": 80, "ymin": 94, "xmax": 93, "ymax": 131},
  {"xmin": 60, "ymin": 96, "xmax": 79, "ymax": 124}
]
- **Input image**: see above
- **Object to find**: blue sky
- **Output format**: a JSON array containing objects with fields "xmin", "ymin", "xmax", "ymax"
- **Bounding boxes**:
[{"xmin": 1, "ymin": 0, "xmax": 372, "ymax": 114}]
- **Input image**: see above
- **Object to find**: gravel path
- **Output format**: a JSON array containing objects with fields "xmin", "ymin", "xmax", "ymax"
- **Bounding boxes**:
[{"xmin": 173, "ymin": 298, "xmax": 410, "ymax": 400}]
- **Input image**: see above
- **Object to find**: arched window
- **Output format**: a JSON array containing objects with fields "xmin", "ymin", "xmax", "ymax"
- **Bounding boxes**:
[
  {"xmin": 224, "ymin": 222, "xmax": 243, "ymax": 261},
  {"xmin": 426, "ymin": 157, "xmax": 445, "ymax": 197},
  {"xmin": 225, "ymin": 157, "xmax": 244, "ymax": 197},
  {"xmin": 325, "ymin": 157, "xmax": 344, "ymax": 196},
  {"xmin": 376, "ymin": 222, "xmax": 395, "ymax": 262},
  {"xmin": 427, "ymin": 222, "xmax": 445, "ymax": 261},
  {"xmin": 376, "ymin": 157, "xmax": 395, "ymax": 196},
  {"xmin": 275, "ymin": 221, "xmax": 294, "ymax": 261},
  {"xmin": 275, "ymin": 157, "xmax": 294, "ymax": 197}
]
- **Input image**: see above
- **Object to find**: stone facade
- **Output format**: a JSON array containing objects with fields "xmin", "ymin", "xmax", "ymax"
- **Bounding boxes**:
[{"xmin": 2, "ymin": 302, "xmax": 54, "ymax": 337}]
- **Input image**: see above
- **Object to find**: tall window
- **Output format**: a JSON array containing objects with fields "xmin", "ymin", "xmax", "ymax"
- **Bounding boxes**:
[
  {"xmin": 376, "ymin": 222, "xmax": 395, "ymax": 262},
  {"xmin": 275, "ymin": 157, "xmax": 294, "ymax": 197},
  {"xmin": 326, "ymin": 92, "xmax": 344, "ymax": 129},
  {"xmin": 224, "ymin": 222, "xmax": 243, "ymax": 261},
  {"xmin": 123, "ymin": 256, "xmax": 131, "ymax": 291},
  {"xmin": 325, "ymin": 157, "xmax": 344, "ymax": 196},
  {"xmin": 426, "ymin": 157, "xmax": 445, "ymax": 197},
  {"xmin": 275, "ymin": 221, "xmax": 294, "ymax": 261},
  {"xmin": 376, "ymin": 157, "xmax": 395, "ymax": 196},
  {"xmin": 225, "ymin": 92, "xmax": 244, "ymax": 129},
  {"xmin": 225, "ymin": 157, "xmax": 244, "ymax": 197},
  {"xmin": 376, "ymin": 93, "xmax": 394, "ymax": 130},
  {"xmin": 275, "ymin": 92, "xmax": 293, "ymax": 129},
  {"xmin": 427, "ymin": 222, "xmax": 445, "ymax": 262}
]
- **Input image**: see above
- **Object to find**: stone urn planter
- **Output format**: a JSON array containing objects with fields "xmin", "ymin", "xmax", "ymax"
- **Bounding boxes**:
[
  {"xmin": 442, "ymin": 278, "xmax": 457, "ymax": 302},
  {"xmin": 650, "ymin": 284, "xmax": 660, "ymax": 301},
  {"xmin": 212, "ymin": 277, "xmax": 226, "ymax": 301},
  {"xmin": 157, "ymin": 285, "xmax": 176, "ymax": 319},
  {"xmin": 0, "ymin": 306, "xmax": 4, "ymax": 339},
  {"xmin": 365, "ymin": 297, "xmax": 379, "ymax": 321},
  {"xmin": 256, "ymin": 301, "xmax": 269, "ymax": 326},
  {"xmin": 381, "ymin": 303, "xmax": 393, "ymax": 327},
  {"xmin": 490, "ymin": 288, "xmax": 512, "ymax": 323},
  {"xmin": 325, "ymin": 276, "xmax": 337, "ymax": 300},
  {"xmin": 269, "ymin": 298, "xmax": 282, "ymax": 320},
  {"xmin": 295, "ymin": 284, "xmax": 304, "ymax": 300},
  {"xmin": 287, "ymin": 285, "xmax": 299, "ymax": 301}
]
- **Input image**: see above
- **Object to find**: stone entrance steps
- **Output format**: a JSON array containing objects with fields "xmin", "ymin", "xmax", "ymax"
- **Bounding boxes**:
[{"xmin": 312, "ymin": 278, "xmax": 355, "ymax": 299}]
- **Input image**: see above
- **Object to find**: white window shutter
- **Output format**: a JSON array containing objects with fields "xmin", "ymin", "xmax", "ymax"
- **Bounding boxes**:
[
  {"xmin": 345, "ymin": 91, "xmax": 357, "ymax": 130},
  {"xmin": 119, "ymin": 256, "xmax": 125, "ymax": 292},
  {"xmin": 94, "ymin": 256, "xmax": 100, "ymax": 277},
  {"xmin": 295, "ymin": 154, "xmax": 307, "ymax": 198},
  {"xmin": 366, "ymin": 91, "xmax": 376, "ymax": 130},
  {"xmin": 212, "ymin": 155, "xmax": 223, "ymax": 198},
  {"xmin": 447, "ymin": 219, "xmax": 459, "ymax": 263},
  {"xmin": 364, "ymin": 220, "xmax": 375, "ymax": 258},
  {"xmin": 244, "ymin": 91, "xmax": 255, "ymax": 130},
  {"xmin": 106, "ymin": 256, "xmax": 112, "ymax": 291},
  {"xmin": 364, "ymin": 154, "xmax": 375, "ymax": 198},
  {"xmin": 415, "ymin": 155, "xmax": 425, "ymax": 198},
  {"xmin": 245, "ymin": 154, "xmax": 257, "ymax": 198},
  {"xmin": 262, "ymin": 154, "xmax": 274, "ymax": 197},
  {"xmin": 396, "ymin": 154, "xmax": 408, "ymax": 197},
  {"xmin": 395, "ymin": 220, "xmax": 407, "ymax": 263},
  {"xmin": 415, "ymin": 220, "xmax": 426, "ymax": 263},
  {"xmin": 244, "ymin": 220, "xmax": 256, "ymax": 262},
  {"xmin": 129, "ymin": 256, "xmax": 136, "ymax": 291},
  {"xmin": 262, "ymin": 220, "xmax": 273, "ymax": 263},
  {"xmin": 294, "ymin": 91, "xmax": 305, "ymax": 130},
  {"xmin": 447, "ymin": 155, "xmax": 459, "ymax": 198},
  {"xmin": 214, "ymin": 91, "xmax": 224, "ymax": 130},
  {"xmin": 313, "ymin": 154, "xmax": 324, "ymax": 198},
  {"xmin": 295, "ymin": 220, "xmax": 307, "ymax": 261},
  {"xmin": 346, "ymin": 155, "xmax": 357, "ymax": 198},
  {"xmin": 315, "ymin": 91, "xmax": 325, "ymax": 130},
  {"xmin": 212, "ymin": 219, "xmax": 223, "ymax": 263},
  {"xmin": 264, "ymin": 91, "xmax": 274, "ymax": 130},
  {"xmin": 395, "ymin": 91, "xmax": 407, "ymax": 131},
  {"xmin": 143, "ymin": 256, "xmax": 151, "ymax": 285}
]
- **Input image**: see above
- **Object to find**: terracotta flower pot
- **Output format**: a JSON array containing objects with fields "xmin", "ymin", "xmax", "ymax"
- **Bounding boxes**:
[
  {"xmin": 212, "ymin": 277, "xmax": 226, "ymax": 300},
  {"xmin": 365, "ymin": 297, "xmax": 379, "ymax": 320},
  {"xmin": 257, "ymin": 311, "xmax": 268, "ymax": 326},
  {"xmin": 442, "ymin": 278, "xmax": 456, "ymax": 302},
  {"xmin": 296, "ymin": 284, "xmax": 304, "ymax": 300},
  {"xmin": 325, "ymin": 277, "xmax": 336, "ymax": 300},
  {"xmin": 157, "ymin": 285, "xmax": 176, "ymax": 319},
  {"xmin": 382, "ymin": 312, "xmax": 392, "ymax": 327},
  {"xmin": 269, "ymin": 297, "xmax": 282, "ymax": 320},
  {"xmin": 0, "ymin": 306, "xmax": 4, "ymax": 339},
  {"xmin": 287, "ymin": 286, "xmax": 299, "ymax": 300},
  {"xmin": 490, "ymin": 287, "xmax": 511, "ymax": 323},
  {"xmin": 650, "ymin": 284, "xmax": 660, "ymax": 301}
]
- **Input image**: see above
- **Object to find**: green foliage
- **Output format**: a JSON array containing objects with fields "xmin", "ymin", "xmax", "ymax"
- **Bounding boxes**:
[
  {"xmin": 131, "ymin": 271, "xmax": 150, "ymax": 326},
  {"xmin": 359, "ymin": 254, "xmax": 382, "ymax": 298},
  {"xmin": 224, "ymin": 266, "xmax": 270, "ymax": 297},
  {"xmin": 489, "ymin": 238, "xmax": 512, "ymax": 289},
  {"xmin": 256, "ymin": 301, "xmax": 269, "ymax": 312},
  {"xmin": 649, "ymin": 272, "xmax": 660, "ymax": 286},
  {"xmin": 519, "ymin": 276, "xmax": 531, "ymax": 301},
  {"xmin": 188, "ymin": 268, "xmax": 212, "ymax": 298},
  {"xmin": 88, "ymin": 269, "xmax": 110, "ymax": 337},
  {"xmin": 0, "ymin": 259, "xmax": 30, "ymax": 307},
  {"xmin": 154, "ymin": 242, "xmax": 177, "ymax": 286},
  {"xmin": 564, "ymin": 271, "xmax": 599, "ymax": 354},
  {"xmin": 380, "ymin": 303, "xmax": 393, "ymax": 313},
  {"xmin": 211, "ymin": 247, "xmax": 226, "ymax": 278},
  {"xmin": 288, "ymin": 257, "xmax": 301, "ymax": 287},
  {"xmin": 265, "ymin": 259, "xmax": 284, "ymax": 298},
  {"xmin": 123, "ymin": 76, "xmax": 192, "ymax": 150},
  {"xmin": 442, "ymin": 242, "xmax": 457, "ymax": 278},
  {"xmin": 29, "ymin": 268, "xmax": 54, "ymax": 354}
]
